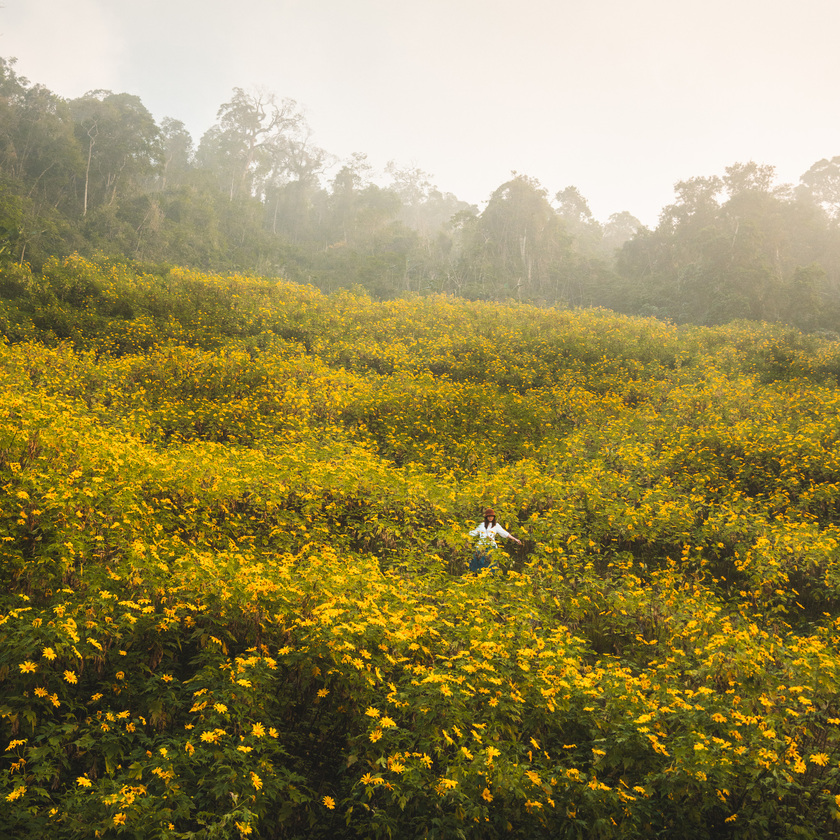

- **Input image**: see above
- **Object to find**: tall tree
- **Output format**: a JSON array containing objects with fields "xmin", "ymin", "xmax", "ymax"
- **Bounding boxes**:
[
  {"xmin": 555, "ymin": 185, "xmax": 603, "ymax": 255},
  {"xmin": 69, "ymin": 90, "xmax": 161, "ymax": 216},
  {"xmin": 601, "ymin": 211, "xmax": 643, "ymax": 254},
  {"xmin": 197, "ymin": 88, "xmax": 305, "ymax": 202},
  {"xmin": 157, "ymin": 117, "xmax": 193, "ymax": 191},
  {"xmin": 798, "ymin": 157, "xmax": 840, "ymax": 222},
  {"xmin": 264, "ymin": 134, "xmax": 327, "ymax": 241},
  {"xmin": 458, "ymin": 174, "xmax": 571, "ymax": 301}
]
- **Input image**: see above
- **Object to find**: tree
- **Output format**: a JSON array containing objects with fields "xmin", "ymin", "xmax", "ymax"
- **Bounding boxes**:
[
  {"xmin": 601, "ymin": 211, "xmax": 643, "ymax": 254},
  {"xmin": 70, "ymin": 90, "xmax": 162, "ymax": 216},
  {"xmin": 263, "ymin": 133, "xmax": 327, "ymax": 241},
  {"xmin": 658, "ymin": 175, "xmax": 722, "ymax": 231},
  {"xmin": 157, "ymin": 117, "xmax": 193, "ymax": 191},
  {"xmin": 555, "ymin": 185, "xmax": 603, "ymax": 255},
  {"xmin": 196, "ymin": 88, "xmax": 306, "ymax": 202},
  {"xmin": 723, "ymin": 161, "xmax": 776, "ymax": 198},
  {"xmin": 458, "ymin": 174, "xmax": 571, "ymax": 301},
  {"xmin": 0, "ymin": 58, "xmax": 82, "ymax": 213},
  {"xmin": 798, "ymin": 156, "xmax": 840, "ymax": 222},
  {"xmin": 327, "ymin": 153, "xmax": 390, "ymax": 245}
]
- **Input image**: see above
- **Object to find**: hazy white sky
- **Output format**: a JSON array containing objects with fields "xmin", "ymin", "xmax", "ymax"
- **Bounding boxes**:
[{"xmin": 1, "ymin": 0, "xmax": 838, "ymax": 226}]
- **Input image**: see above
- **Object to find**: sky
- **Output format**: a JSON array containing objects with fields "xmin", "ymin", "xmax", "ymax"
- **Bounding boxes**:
[{"xmin": 1, "ymin": 0, "xmax": 838, "ymax": 227}]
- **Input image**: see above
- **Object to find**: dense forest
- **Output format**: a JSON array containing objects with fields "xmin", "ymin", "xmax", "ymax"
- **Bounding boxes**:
[
  {"xmin": 3, "ymin": 257, "xmax": 840, "ymax": 838},
  {"xmin": 1, "ymin": 55, "xmax": 840, "ymax": 329}
]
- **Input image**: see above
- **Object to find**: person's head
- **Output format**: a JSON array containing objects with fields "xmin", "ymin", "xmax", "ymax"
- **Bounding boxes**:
[{"xmin": 483, "ymin": 508, "xmax": 496, "ymax": 524}]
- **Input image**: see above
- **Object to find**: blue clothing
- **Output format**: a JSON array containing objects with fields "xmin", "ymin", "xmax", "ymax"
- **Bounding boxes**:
[{"xmin": 470, "ymin": 547, "xmax": 494, "ymax": 572}]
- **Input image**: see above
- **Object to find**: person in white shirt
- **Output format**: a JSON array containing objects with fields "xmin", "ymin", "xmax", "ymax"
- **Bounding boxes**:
[{"xmin": 468, "ymin": 508, "xmax": 522, "ymax": 572}]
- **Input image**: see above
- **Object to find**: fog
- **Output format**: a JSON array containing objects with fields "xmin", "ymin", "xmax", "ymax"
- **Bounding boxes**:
[{"xmin": 2, "ymin": 0, "xmax": 839, "ymax": 226}]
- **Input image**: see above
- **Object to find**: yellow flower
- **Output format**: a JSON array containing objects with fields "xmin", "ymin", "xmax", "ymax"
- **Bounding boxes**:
[
  {"xmin": 6, "ymin": 786, "xmax": 26, "ymax": 801},
  {"xmin": 213, "ymin": 703, "xmax": 228, "ymax": 713},
  {"xmin": 42, "ymin": 648, "xmax": 56, "ymax": 661},
  {"xmin": 380, "ymin": 716, "xmax": 396, "ymax": 728},
  {"xmin": 113, "ymin": 813, "xmax": 126, "ymax": 825},
  {"xmin": 810, "ymin": 752, "xmax": 829, "ymax": 766},
  {"xmin": 526, "ymin": 770, "xmax": 542, "ymax": 786},
  {"xmin": 365, "ymin": 707, "xmax": 380, "ymax": 718},
  {"xmin": 482, "ymin": 787, "xmax": 493, "ymax": 802},
  {"xmin": 19, "ymin": 661, "xmax": 37, "ymax": 674},
  {"xmin": 252, "ymin": 722, "xmax": 265, "ymax": 737},
  {"xmin": 317, "ymin": 688, "xmax": 329, "ymax": 698},
  {"xmin": 250, "ymin": 772, "xmax": 262, "ymax": 790},
  {"xmin": 369, "ymin": 729, "xmax": 382, "ymax": 743},
  {"xmin": 63, "ymin": 670, "xmax": 78, "ymax": 684},
  {"xmin": 323, "ymin": 796, "xmax": 336, "ymax": 809},
  {"xmin": 77, "ymin": 776, "xmax": 92, "ymax": 787}
]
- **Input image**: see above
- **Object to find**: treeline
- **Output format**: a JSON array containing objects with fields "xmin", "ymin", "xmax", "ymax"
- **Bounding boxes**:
[{"xmin": 2, "ymin": 55, "xmax": 840, "ymax": 328}]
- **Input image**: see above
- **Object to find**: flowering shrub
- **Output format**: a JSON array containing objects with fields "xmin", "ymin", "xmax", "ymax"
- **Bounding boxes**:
[{"xmin": 3, "ymin": 256, "xmax": 840, "ymax": 837}]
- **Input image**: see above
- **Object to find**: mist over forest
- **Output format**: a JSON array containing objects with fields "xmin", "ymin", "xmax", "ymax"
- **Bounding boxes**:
[{"xmin": 1, "ymin": 54, "xmax": 840, "ymax": 330}]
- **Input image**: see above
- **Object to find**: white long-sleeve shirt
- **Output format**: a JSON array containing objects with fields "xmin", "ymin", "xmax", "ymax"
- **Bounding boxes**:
[{"xmin": 469, "ymin": 521, "xmax": 513, "ymax": 548}]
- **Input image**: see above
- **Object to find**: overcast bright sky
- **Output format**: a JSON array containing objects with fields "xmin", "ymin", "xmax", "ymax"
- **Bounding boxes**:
[{"xmin": 1, "ymin": 0, "xmax": 838, "ymax": 227}]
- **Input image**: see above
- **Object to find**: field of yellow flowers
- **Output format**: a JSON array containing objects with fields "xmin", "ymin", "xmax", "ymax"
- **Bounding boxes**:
[{"xmin": 3, "ymin": 255, "xmax": 840, "ymax": 838}]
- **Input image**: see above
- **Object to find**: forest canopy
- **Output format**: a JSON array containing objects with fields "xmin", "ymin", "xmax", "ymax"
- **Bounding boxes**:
[{"xmin": 0, "ymin": 56, "xmax": 839, "ymax": 329}]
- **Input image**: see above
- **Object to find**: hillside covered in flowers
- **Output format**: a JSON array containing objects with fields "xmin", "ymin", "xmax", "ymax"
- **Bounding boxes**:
[{"xmin": 3, "ymin": 255, "xmax": 840, "ymax": 838}]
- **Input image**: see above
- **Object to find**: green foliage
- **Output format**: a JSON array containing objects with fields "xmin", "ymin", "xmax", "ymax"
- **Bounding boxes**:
[
  {"xmin": 5, "ymin": 52, "xmax": 840, "ymax": 320},
  {"xmin": 4, "ymin": 259, "xmax": 840, "ymax": 838}
]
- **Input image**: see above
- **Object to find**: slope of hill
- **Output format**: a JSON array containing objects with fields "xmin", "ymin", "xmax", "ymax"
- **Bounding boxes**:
[{"xmin": 3, "ymin": 256, "xmax": 840, "ymax": 838}]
